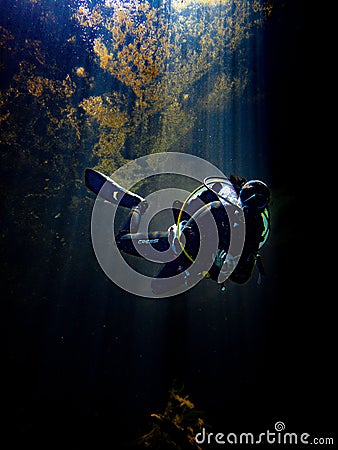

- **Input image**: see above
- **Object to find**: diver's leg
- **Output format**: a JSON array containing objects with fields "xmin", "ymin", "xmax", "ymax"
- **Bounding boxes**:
[
  {"xmin": 115, "ymin": 200, "xmax": 172, "ymax": 258},
  {"xmin": 85, "ymin": 168, "xmax": 145, "ymax": 208},
  {"xmin": 116, "ymin": 231, "xmax": 170, "ymax": 258},
  {"xmin": 117, "ymin": 200, "xmax": 148, "ymax": 236}
]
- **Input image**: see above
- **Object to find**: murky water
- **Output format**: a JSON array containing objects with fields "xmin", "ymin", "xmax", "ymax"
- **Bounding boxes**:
[{"xmin": 4, "ymin": 1, "xmax": 330, "ymax": 447}]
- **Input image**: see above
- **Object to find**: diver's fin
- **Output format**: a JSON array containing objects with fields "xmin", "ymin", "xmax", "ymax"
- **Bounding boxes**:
[{"xmin": 84, "ymin": 168, "xmax": 144, "ymax": 208}]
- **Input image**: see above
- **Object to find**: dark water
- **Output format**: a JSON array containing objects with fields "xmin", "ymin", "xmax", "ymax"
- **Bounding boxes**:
[{"xmin": 2, "ymin": 0, "xmax": 334, "ymax": 447}]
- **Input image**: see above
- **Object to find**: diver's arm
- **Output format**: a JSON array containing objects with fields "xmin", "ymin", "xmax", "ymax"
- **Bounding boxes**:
[{"xmin": 229, "ymin": 213, "xmax": 265, "ymax": 284}]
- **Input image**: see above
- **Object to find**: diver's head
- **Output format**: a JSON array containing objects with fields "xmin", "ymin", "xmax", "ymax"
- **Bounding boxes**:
[{"xmin": 239, "ymin": 180, "xmax": 270, "ymax": 211}]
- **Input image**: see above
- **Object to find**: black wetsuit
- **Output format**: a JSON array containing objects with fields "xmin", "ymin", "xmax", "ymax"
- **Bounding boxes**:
[
  {"xmin": 85, "ymin": 168, "xmax": 266, "ymax": 292},
  {"xmin": 114, "ymin": 185, "xmax": 256, "ymax": 291}
]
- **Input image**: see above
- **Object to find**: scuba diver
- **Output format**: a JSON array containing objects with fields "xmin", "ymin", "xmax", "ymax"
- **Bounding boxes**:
[{"xmin": 85, "ymin": 168, "xmax": 271, "ymax": 294}]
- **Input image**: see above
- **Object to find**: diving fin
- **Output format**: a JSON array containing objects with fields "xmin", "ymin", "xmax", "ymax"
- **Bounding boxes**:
[{"xmin": 85, "ymin": 168, "xmax": 145, "ymax": 208}]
